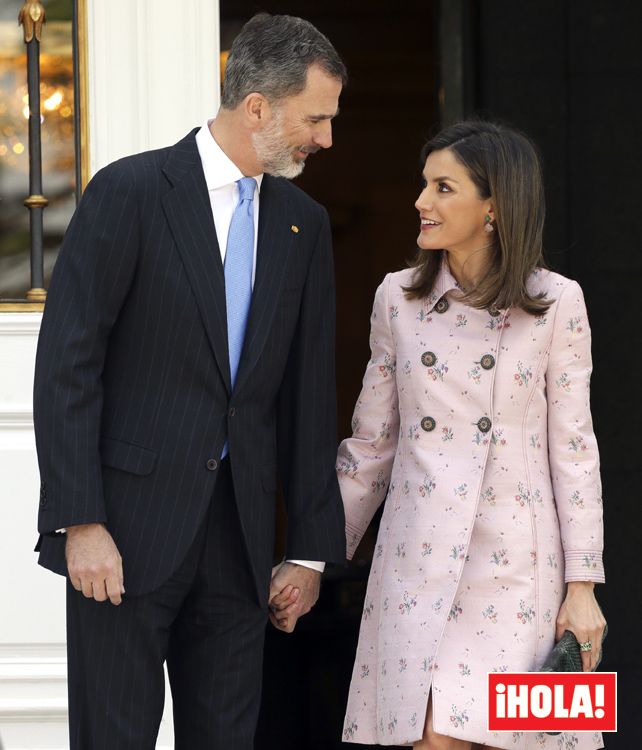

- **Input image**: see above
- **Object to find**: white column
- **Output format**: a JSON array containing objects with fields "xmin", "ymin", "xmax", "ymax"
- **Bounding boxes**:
[
  {"xmin": 0, "ymin": 3, "xmax": 220, "ymax": 748},
  {"xmin": 87, "ymin": 0, "xmax": 220, "ymax": 174}
]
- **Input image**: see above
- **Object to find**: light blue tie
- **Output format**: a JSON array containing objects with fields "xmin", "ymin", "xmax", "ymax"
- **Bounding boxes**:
[{"xmin": 222, "ymin": 176, "xmax": 256, "ymax": 458}]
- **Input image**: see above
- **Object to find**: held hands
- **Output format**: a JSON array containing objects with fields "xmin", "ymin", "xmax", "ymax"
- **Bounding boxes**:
[
  {"xmin": 556, "ymin": 581, "xmax": 607, "ymax": 672},
  {"xmin": 65, "ymin": 523, "xmax": 125, "ymax": 605},
  {"xmin": 268, "ymin": 562, "xmax": 321, "ymax": 633}
]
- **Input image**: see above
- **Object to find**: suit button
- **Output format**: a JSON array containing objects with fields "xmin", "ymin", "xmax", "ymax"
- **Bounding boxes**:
[
  {"xmin": 421, "ymin": 416, "xmax": 436, "ymax": 432},
  {"xmin": 421, "ymin": 351, "xmax": 437, "ymax": 367},
  {"xmin": 206, "ymin": 459, "xmax": 218, "ymax": 471},
  {"xmin": 489, "ymin": 306, "xmax": 501, "ymax": 317},
  {"xmin": 228, "ymin": 407, "xmax": 236, "ymax": 417},
  {"xmin": 39, "ymin": 495, "xmax": 47, "ymax": 507},
  {"xmin": 477, "ymin": 417, "xmax": 492, "ymax": 433},
  {"xmin": 480, "ymin": 354, "xmax": 496, "ymax": 370},
  {"xmin": 435, "ymin": 297, "xmax": 449, "ymax": 314}
]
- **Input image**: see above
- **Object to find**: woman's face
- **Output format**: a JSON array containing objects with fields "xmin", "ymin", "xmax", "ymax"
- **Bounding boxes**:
[{"xmin": 415, "ymin": 148, "xmax": 492, "ymax": 256}]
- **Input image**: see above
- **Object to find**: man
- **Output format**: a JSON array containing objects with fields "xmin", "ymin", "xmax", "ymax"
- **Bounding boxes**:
[{"xmin": 33, "ymin": 13, "xmax": 346, "ymax": 748}]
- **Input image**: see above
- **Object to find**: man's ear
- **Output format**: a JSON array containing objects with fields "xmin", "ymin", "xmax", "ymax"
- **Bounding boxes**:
[{"xmin": 243, "ymin": 92, "xmax": 271, "ymax": 124}]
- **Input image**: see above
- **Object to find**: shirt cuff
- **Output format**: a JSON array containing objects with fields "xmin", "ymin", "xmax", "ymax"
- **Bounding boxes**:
[{"xmin": 286, "ymin": 559, "xmax": 325, "ymax": 573}]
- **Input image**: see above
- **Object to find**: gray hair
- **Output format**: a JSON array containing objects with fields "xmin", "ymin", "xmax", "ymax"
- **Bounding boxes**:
[{"xmin": 221, "ymin": 13, "xmax": 347, "ymax": 109}]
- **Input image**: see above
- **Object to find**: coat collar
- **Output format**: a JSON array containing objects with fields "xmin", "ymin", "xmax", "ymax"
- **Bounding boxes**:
[
  {"xmin": 424, "ymin": 256, "xmax": 464, "ymax": 313},
  {"xmin": 424, "ymin": 255, "xmax": 510, "ymax": 316}
]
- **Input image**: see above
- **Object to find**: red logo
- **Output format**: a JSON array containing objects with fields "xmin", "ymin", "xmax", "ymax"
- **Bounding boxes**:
[{"xmin": 488, "ymin": 673, "xmax": 617, "ymax": 733}]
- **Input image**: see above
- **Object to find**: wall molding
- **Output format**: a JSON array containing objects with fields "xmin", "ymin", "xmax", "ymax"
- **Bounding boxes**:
[
  {"xmin": 0, "ymin": 646, "xmax": 67, "ymax": 724},
  {"xmin": 0, "ymin": 698, "xmax": 67, "ymax": 723},
  {"xmin": 0, "ymin": 313, "xmax": 42, "ymax": 335},
  {"xmin": 0, "ymin": 404, "xmax": 34, "ymax": 430}
]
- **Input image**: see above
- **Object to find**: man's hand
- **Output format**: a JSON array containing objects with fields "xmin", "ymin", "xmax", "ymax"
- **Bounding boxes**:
[
  {"xmin": 65, "ymin": 523, "xmax": 124, "ymax": 605},
  {"xmin": 268, "ymin": 562, "xmax": 321, "ymax": 633}
]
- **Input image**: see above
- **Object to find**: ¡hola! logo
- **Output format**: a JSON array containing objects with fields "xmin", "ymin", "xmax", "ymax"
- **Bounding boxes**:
[{"xmin": 487, "ymin": 673, "xmax": 617, "ymax": 733}]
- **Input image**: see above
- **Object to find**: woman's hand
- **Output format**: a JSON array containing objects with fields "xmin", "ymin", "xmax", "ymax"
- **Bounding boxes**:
[{"xmin": 556, "ymin": 581, "xmax": 607, "ymax": 672}]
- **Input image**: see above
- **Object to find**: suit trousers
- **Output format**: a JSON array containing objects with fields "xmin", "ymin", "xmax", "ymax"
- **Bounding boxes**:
[{"xmin": 66, "ymin": 457, "xmax": 268, "ymax": 749}]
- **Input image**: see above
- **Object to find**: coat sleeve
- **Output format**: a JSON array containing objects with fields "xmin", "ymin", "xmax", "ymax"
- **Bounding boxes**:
[
  {"xmin": 336, "ymin": 273, "xmax": 400, "ymax": 560},
  {"xmin": 33, "ymin": 162, "xmax": 139, "ymax": 534},
  {"xmin": 276, "ymin": 208, "xmax": 346, "ymax": 564},
  {"xmin": 546, "ymin": 279, "xmax": 605, "ymax": 583}
]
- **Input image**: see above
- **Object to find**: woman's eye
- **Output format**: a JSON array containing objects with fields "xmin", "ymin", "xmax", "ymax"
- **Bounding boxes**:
[
  {"xmin": 438, "ymin": 182, "xmax": 451, "ymax": 193},
  {"xmin": 420, "ymin": 178, "xmax": 427, "ymax": 188}
]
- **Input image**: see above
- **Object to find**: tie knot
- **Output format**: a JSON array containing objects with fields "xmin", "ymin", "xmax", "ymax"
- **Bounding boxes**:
[{"xmin": 237, "ymin": 177, "xmax": 257, "ymax": 202}]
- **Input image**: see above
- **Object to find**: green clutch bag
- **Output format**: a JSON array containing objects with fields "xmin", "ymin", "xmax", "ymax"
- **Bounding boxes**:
[
  {"xmin": 541, "ymin": 625, "xmax": 607, "ymax": 673},
  {"xmin": 539, "ymin": 625, "xmax": 607, "ymax": 736}
]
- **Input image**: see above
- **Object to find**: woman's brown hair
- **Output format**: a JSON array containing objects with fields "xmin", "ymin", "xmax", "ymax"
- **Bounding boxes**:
[{"xmin": 403, "ymin": 120, "xmax": 552, "ymax": 315}]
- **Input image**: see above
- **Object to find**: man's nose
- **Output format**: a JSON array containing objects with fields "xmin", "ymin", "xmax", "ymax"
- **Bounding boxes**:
[{"xmin": 314, "ymin": 121, "xmax": 333, "ymax": 149}]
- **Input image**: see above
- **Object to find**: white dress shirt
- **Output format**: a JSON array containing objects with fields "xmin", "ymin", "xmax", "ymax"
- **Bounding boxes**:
[{"xmin": 195, "ymin": 120, "xmax": 325, "ymax": 575}]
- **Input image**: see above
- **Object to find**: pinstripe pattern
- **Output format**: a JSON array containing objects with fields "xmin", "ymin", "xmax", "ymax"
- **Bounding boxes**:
[
  {"xmin": 33, "ymin": 128, "xmax": 346, "ymax": 604},
  {"xmin": 66, "ymin": 459, "xmax": 267, "ymax": 749},
  {"xmin": 33, "ymin": 129, "xmax": 346, "ymax": 743}
]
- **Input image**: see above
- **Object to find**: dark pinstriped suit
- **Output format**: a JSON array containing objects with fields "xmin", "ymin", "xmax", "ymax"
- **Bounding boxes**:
[{"xmin": 33, "ymin": 129, "xmax": 346, "ymax": 747}]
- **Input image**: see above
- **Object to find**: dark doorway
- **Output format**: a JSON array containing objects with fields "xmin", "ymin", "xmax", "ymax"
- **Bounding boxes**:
[
  {"xmin": 470, "ymin": 4, "xmax": 642, "ymax": 747},
  {"xmin": 220, "ymin": 2, "xmax": 641, "ymax": 749},
  {"xmin": 219, "ymin": 3, "xmax": 436, "ymax": 749}
]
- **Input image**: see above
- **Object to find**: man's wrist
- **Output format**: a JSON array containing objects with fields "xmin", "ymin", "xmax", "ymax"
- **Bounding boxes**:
[
  {"xmin": 65, "ymin": 522, "xmax": 104, "ymax": 537},
  {"xmin": 286, "ymin": 559, "xmax": 325, "ymax": 573}
]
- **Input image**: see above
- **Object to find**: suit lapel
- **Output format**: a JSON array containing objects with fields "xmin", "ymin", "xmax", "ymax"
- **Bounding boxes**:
[
  {"xmin": 161, "ymin": 131, "xmax": 232, "ymax": 393},
  {"xmin": 233, "ymin": 175, "xmax": 296, "ymax": 394}
]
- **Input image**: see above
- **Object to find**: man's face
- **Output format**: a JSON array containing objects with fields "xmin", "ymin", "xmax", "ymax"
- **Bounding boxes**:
[{"xmin": 252, "ymin": 64, "xmax": 342, "ymax": 178}]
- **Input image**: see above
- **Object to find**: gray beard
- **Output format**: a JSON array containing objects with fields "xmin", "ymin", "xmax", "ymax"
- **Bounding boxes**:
[{"xmin": 251, "ymin": 116, "xmax": 306, "ymax": 179}]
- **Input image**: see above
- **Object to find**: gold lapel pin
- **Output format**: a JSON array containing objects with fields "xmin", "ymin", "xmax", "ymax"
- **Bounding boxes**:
[{"xmin": 290, "ymin": 225, "xmax": 299, "ymax": 233}]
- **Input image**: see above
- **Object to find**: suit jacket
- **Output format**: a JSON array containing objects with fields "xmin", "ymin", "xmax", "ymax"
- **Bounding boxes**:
[{"xmin": 33, "ymin": 129, "xmax": 346, "ymax": 604}]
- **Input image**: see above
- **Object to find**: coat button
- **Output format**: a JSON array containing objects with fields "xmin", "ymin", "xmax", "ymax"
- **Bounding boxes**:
[
  {"xmin": 421, "ymin": 416, "xmax": 436, "ymax": 432},
  {"xmin": 228, "ymin": 407, "xmax": 236, "ymax": 417},
  {"xmin": 421, "ymin": 351, "xmax": 437, "ymax": 367},
  {"xmin": 480, "ymin": 354, "xmax": 496, "ymax": 370},
  {"xmin": 206, "ymin": 459, "xmax": 218, "ymax": 471},
  {"xmin": 476, "ymin": 417, "xmax": 492, "ymax": 433},
  {"xmin": 489, "ymin": 306, "xmax": 501, "ymax": 317},
  {"xmin": 435, "ymin": 297, "xmax": 449, "ymax": 314}
]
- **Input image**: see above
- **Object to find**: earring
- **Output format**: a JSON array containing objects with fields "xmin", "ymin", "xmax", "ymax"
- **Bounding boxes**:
[{"xmin": 484, "ymin": 214, "xmax": 494, "ymax": 233}]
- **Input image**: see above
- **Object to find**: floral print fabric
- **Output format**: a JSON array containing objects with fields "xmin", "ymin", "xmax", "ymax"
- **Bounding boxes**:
[{"xmin": 338, "ymin": 263, "xmax": 604, "ymax": 749}]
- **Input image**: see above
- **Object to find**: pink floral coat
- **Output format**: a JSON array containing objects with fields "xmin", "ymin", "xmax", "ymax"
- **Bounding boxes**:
[{"xmin": 337, "ymin": 263, "xmax": 605, "ymax": 749}]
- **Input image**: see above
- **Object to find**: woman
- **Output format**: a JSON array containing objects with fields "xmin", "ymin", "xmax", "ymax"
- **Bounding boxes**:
[{"xmin": 337, "ymin": 121, "xmax": 606, "ymax": 749}]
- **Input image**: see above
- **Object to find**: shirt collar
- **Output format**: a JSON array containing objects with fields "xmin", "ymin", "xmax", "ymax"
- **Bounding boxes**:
[{"xmin": 195, "ymin": 119, "xmax": 264, "ymax": 193}]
